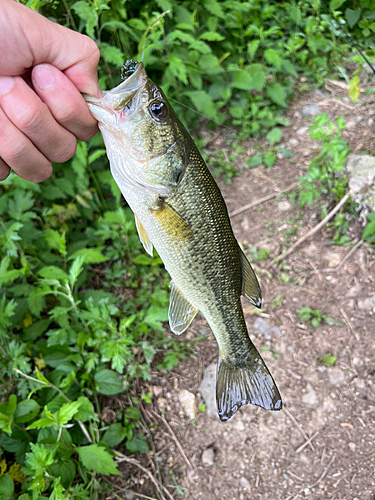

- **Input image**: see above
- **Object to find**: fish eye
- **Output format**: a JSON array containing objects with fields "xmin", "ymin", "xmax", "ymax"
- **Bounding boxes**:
[{"xmin": 149, "ymin": 101, "xmax": 167, "ymax": 120}]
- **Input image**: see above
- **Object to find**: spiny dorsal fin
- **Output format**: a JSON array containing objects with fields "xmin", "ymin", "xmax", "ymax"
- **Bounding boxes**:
[
  {"xmin": 152, "ymin": 201, "xmax": 192, "ymax": 241},
  {"xmin": 216, "ymin": 350, "xmax": 282, "ymax": 422},
  {"xmin": 135, "ymin": 215, "xmax": 153, "ymax": 256},
  {"xmin": 169, "ymin": 281, "xmax": 198, "ymax": 335},
  {"xmin": 240, "ymin": 248, "xmax": 262, "ymax": 308}
]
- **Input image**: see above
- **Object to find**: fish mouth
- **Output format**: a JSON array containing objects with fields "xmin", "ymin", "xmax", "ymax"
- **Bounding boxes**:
[{"xmin": 83, "ymin": 62, "xmax": 147, "ymax": 110}]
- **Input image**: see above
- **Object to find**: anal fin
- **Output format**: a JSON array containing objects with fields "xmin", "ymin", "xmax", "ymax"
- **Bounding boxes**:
[
  {"xmin": 135, "ymin": 215, "xmax": 153, "ymax": 256},
  {"xmin": 169, "ymin": 282, "xmax": 198, "ymax": 335},
  {"xmin": 240, "ymin": 248, "xmax": 262, "ymax": 308},
  {"xmin": 216, "ymin": 352, "xmax": 282, "ymax": 422}
]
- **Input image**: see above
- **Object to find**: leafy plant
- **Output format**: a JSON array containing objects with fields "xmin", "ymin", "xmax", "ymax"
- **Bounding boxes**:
[
  {"xmin": 298, "ymin": 114, "xmax": 351, "ymax": 208},
  {"xmin": 317, "ymin": 353, "xmax": 337, "ymax": 366},
  {"xmin": 297, "ymin": 307, "xmax": 342, "ymax": 328}
]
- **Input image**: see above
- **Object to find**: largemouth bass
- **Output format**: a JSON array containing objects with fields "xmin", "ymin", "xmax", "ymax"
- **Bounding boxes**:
[{"xmin": 84, "ymin": 60, "xmax": 282, "ymax": 421}]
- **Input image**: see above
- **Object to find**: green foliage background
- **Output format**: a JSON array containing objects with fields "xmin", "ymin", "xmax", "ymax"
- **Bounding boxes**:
[{"xmin": 0, "ymin": 0, "xmax": 373, "ymax": 499}]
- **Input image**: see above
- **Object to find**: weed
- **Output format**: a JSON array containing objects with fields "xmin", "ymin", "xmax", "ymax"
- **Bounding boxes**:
[
  {"xmin": 317, "ymin": 353, "xmax": 337, "ymax": 367},
  {"xmin": 297, "ymin": 307, "xmax": 343, "ymax": 328},
  {"xmin": 298, "ymin": 114, "xmax": 351, "ymax": 208}
]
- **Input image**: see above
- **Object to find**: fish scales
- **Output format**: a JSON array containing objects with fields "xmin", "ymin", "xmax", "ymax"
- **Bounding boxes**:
[{"xmin": 84, "ymin": 61, "xmax": 282, "ymax": 421}]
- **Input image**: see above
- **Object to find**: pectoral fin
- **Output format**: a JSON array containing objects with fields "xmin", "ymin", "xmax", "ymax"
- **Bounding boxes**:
[
  {"xmin": 135, "ymin": 215, "xmax": 153, "ymax": 256},
  {"xmin": 240, "ymin": 248, "xmax": 262, "ymax": 308},
  {"xmin": 152, "ymin": 201, "xmax": 192, "ymax": 241},
  {"xmin": 169, "ymin": 282, "xmax": 198, "ymax": 335}
]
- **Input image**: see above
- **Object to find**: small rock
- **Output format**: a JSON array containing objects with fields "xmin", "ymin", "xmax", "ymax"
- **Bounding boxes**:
[
  {"xmin": 348, "ymin": 442, "xmax": 356, "ymax": 452},
  {"xmin": 241, "ymin": 218, "xmax": 250, "ymax": 230},
  {"xmin": 302, "ymin": 383, "xmax": 317, "ymax": 405},
  {"xmin": 201, "ymin": 447, "xmax": 215, "ymax": 466},
  {"xmin": 302, "ymin": 243, "xmax": 318, "ymax": 257},
  {"xmin": 198, "ymin": 363, "xmax": 217, "ymax": 417},
  {"xmin": 152, "ymin": 386, "xmax": 163, "ymax": 397},
  {"xmin": 197, "ymin": 327, "xmax": 211, "ymax": 336},
  {"xmin": 288, "ymin": 138, "xmax": 299, "ymax": 147},
  {"xmin": 353, "ymin": 357, "xmax": 363, "ymax": 367},
  {"xmin": 328, "ymin": 368, "xmax": 345, "ymax": 385},
  {"xmin": 346, "ymin": 116, "xmax": 364, "ymax": 129},
  {"xmin": 240, "ymin": 477, "xmax": 251, "ymax": 491},
  {"xmin": 297, "ymin": 126, "xmax": 309, "ymax": 135},
  {"xmin": 301, "ymin": 104, "xmax": 322, "ymax": 117},
  {"xmin": 354, "ymin": 378, "xmax": 365, "ymax": 389},
  {"xmin": 178, "ymin": 389, "xmax": 196, "ymax": 420},
  {"xmin": 347, "ymin": 285, "xmax": 362, "ymax": 298},
  {"xmin": 324, "ymin": 251, "xmax": 341, "ymax": 268},
  {"xmin": 346, "ymin": 154, "xmax": 375, "ymax": 210},
  {"xmin": 233, "ymin": 419, "xmax": 245, "ymax": 432},
  {"xmin": 357, "ymin": 296, "xmax": 375, "ymax": 311},
  {"xmin": 278, "ymin": 200, "xmax": 292, "ymax": 211},
  {"xmin": 253, "ymin": 317, "xmax": 281, "ymax": 341}
]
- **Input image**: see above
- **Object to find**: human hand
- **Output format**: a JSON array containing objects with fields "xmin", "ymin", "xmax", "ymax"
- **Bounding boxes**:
[{"xmin": 0, "ymin": 0, "xmax": 100, "ymax": 183}]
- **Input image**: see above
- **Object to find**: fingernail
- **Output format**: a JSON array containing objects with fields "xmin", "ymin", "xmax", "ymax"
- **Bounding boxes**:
[
  {"xmin": 33, "ymin": 65, "xmax": 55, "ymax": 90},
  {"xmin": 0, "ymin": 77, "xmax": 15, "ymax": 97}
]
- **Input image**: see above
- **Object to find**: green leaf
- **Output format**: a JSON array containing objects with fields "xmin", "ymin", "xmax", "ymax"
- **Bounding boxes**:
[
  {"xmin": 199, "ymin": 31, "xmax": 225, "ymax": 42},
  {"xmin": 231, "ymin": 69, "xmax": 253, "ymax": 90},
  {"xmin": 247, "ymin": 153, "xmax": 263, "ymax": 168},
  {"xmin": 247, "ymin": 40, "xmax": 260, "ymax": 61},
  {"xmin": 264, "ymin": 49, "xmax": 282, "ymax": 69},
  {"xmin": 68, "ymin": 248, "xmax": 108, "ymax": 264},
  {"xmin": 94, "ymin": 369, "xmax": 124, "ymax": 395},
  {"xmin": 349, "ymin": 76, "xmax": 360, "ymax": 102},
  {"xmin": 49, "ymin": 460, "xmax": 76, "ymax": 489},
  {"xmin": 77, "ymin": 445, "xmax": 121, "ymax": 475},
  {"xmin": 290, "ymin": 6, "xmax": 302, "ymax": 25},
  {"xmin": 0, "ymin": 475, "xmax": 14, "ymax": 500},
  {"xmin": 184, "ymin": 90, "xmax": 217, "ymax": 120},
  {"xmin": 266, "ymin": 82, "xmax": 287, "ymax": 107},
  {"xmin": 103, "ymin": 423, "xmax": 127, "ymax": 447},
  {"xmin": 144, "ymin": 306, "xmax": 168, "ymax": 331},
  {"xmin": 75, "ymin": 397, "xmax": 97, "ymax": 422},
  {"xmin": 38, "ymin": 266, "xmax": 67, "ymax": 282},
  {"xmin": 362, "ymin": 220, "xmax": 375, "ymax": 242},
  {"xmin": 68, "ymin": 255, "xmax": 86, "ymax": 288},
  {"xmin": 345, "ymin": 8, "xmax": 361, "ymax": 28},
  {"xmin": 101, "ymin": 44, "xmax": 123, "ymax": 66},
  {"xmin": 329, "ymin": 0, "xmax": 346, "ymax": 10},
  {"xmin": 266, "ymin": 128, "xmax": 282, "ymax": 146},
  {"xmin": 58, "ymin": 401, "xmax": 82, "ymax": 426},
  {"xmin": 45, "ymin": 229, "xmax": 66, "ymax": 256},
  {"xmin": 71, "ymin": 1, "xmax": 97, "ymax": 38},
  {"xmin": 14, "ymin": 399, "xmax": 40, "ymax": 424},
  {"xmin": 126, "ymin": 432, "xmax": 149, "ymax": 454},
  {"xmin": 28, "ymin": 288, "xmax": 45, "ymax": 317},
  {"xmin": 132, "ymin": 254, "xmax": 154, "ymax": 266},
  {"xmin": 26, "ymin": 417, "xmax": 55, "ymax": 430}
]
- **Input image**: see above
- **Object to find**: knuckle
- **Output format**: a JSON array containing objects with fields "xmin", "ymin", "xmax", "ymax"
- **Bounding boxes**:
[{"xmin": 16, "ymin": 103, "xmax": 46, "ymax": 134}]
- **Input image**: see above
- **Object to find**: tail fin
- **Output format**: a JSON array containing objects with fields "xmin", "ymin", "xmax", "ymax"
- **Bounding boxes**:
[{"xmin": 216, "ymin": 353, "xmax": 282, "ymax": 422}]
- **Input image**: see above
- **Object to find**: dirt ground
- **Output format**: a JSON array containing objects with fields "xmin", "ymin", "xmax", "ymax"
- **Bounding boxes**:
[{"xmin": 107, "ymin": 81, "xmax": 375, "ymax": 500}]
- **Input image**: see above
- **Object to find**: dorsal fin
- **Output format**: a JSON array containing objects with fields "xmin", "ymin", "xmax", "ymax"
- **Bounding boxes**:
[
  {"xmin": 239, "ymin": 248, "xmax": 262, "ymax": 308},
  {"xmin": 169, "ymin": 281, "xmax": 198, "ymax": 335},
  {"xmin": 135, "ymin": 215, "xmax": 153, "ymax": 256}
]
